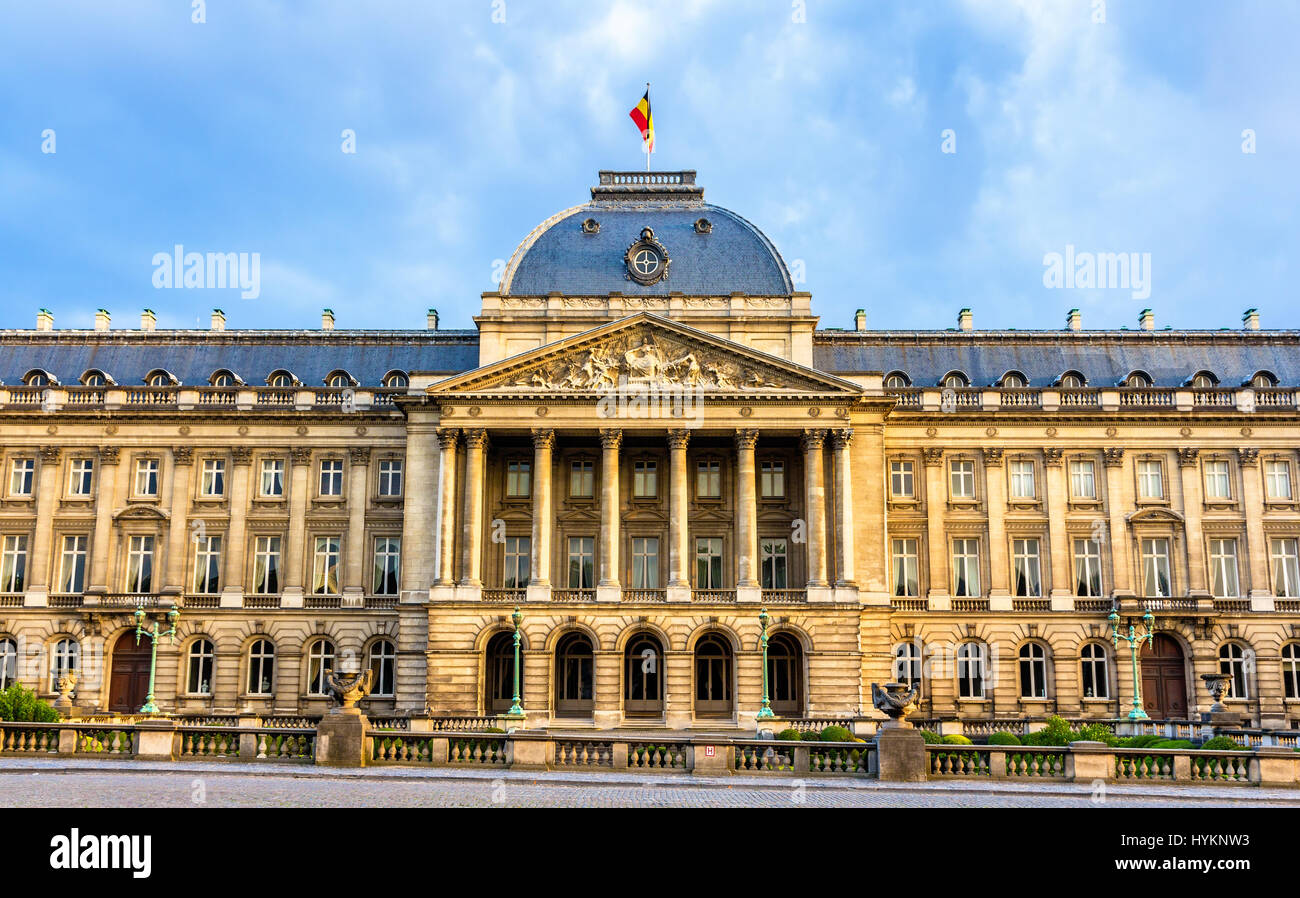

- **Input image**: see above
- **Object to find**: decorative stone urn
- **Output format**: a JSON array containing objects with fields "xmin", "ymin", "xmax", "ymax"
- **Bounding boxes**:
[
  {"xmin": 871, "ymin": 681, "xmax": 926, "ymax": 783},
  {"xmin": 1200, "ymin": 673, "xmax": 1231, "ymax": 713},
  {"xmin": 325, "ymin": 668, "xmax": 374, "ymax": 714},
  {"xmin": 316, "ymin": 665, "xmax": 374, "ymax": 768},
  {"xmin": 871, "ymin": 681, "xmax": 921, "ymax": 729},
  {"xmin": 53, "ymin": 673, "xmax": 77, "ymax": 713}
]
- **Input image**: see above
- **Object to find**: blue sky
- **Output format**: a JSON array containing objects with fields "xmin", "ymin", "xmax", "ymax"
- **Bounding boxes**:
[{"xmin": 1, "ymin": 0, "xmax": 1296, "ymax": 332}]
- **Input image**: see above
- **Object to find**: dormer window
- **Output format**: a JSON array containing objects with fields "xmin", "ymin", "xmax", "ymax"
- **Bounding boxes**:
[
  {"xmin": 324, "ymin": 370, "xmax": 357, "ymax": 388},
  {"xmin": 145, "ymin": 369, "xmax": 178, "ymax": 387},
  {"xmin": 1123, "ymin": 371, "xmax": 1153, "ymax": 388},
  {"xmin": 1189, "ymin": 371, "xmax": 1218, "ymax": 389},
  {"xmin": 884, "ymin": 372, "xmax": 910, "ymax": 389},
  {"xmin": 209, "ymin": 369, "xmax": 241, "ymax": 387},
  {"xmin": 941, "ymin": 371, "xmax": 969, "ymax": 389},
  {"xmin": 999, "ymin": 371, "xmax": 1028, "ymax": 388},
  {"xmin": 267, "ymin": 370, "xmax": 297, "ymax": 388},
  {"xmin": 80, "ymin": 369, "xmax": 112, "ymax": 387},
  {"xmin": 22, "ymin": 369, "xmax": 56, "ymax": 387},
  {"xmin": 1248, "ymin": 370, "xmax": 1278, "ymax": 388},
  {"xmin": 1057, "ymin": 371, "xmax": 1086, "ymax": 388},
  {"xmin": 382, "ymin": 371, "xmax": 409, "ymax": 389}
]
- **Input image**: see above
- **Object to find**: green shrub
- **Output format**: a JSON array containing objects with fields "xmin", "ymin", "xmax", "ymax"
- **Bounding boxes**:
[
  {"xmin": 1074, "ymin": 722, "xmax": 1120, "ymax": 746},
  {"xmin": 1199, "ymin": 736, "xmax": 1247, "ymax": 751},
  {"xmin": 1118, "ymin": 734, "xmax": 1165, "ymax": 749},
  {"xmin": 482, "ymin": 727, "xmax": 506, "ymax": 734},
  {"xmin": 801, "ymin": 729, "xmax": 823, "ymax": 741},
  {"xmin": 941, "ymin": 734, "xmax": 973, "ymax": 745},
  {"xmin": 987, "ymin": 731, "xmax": 1021, "ymax": 746},
  {"xmin": 819, "ymin": 725, "xmax": 853, "ymax": 743},
  {"xmin": 0, "ymin": 683, "xmax": 59, "ymax": 723},
  {"xmin": 774, "ymin": 728, "xmax": 802, "ymax": 742},
  {"xmin": 919, "ymin": 730, "xmax": 943, "ymax": 744},
  {"xmin": 1151, "ymin": 739, "xmax": 1194, "ymax": 749}
]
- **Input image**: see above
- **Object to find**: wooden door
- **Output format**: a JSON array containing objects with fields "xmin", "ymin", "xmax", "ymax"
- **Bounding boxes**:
[
  {"xmin": 1140, "ymin": 634, "xmax": 1188, "ymax": 719},
  {"xmin": 108, "ymin": 636, "xmax": 152, "ymax": 712}
]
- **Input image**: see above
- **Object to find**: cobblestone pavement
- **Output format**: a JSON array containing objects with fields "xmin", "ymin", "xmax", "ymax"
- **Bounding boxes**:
[{"xmin": 2, "ymin": 759, "xmax": 1298, "ymax": 806}]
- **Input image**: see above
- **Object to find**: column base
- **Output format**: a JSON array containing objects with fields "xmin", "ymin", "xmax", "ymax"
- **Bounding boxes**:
[
  {"xmin": 1250, "ymin": 593, "xmax": 1276, "ymax": 612},
  {"xmin": 525, "ymin": 583, "xmax": 552, "ymax": 603},
  {"xmin": 988, "ymin": 594, "xmax": 1013, "ymax": 611},
  {"xmin": 341, "ymin": 587, "xmax": 365, "ymax": 608},
  {"xmin": 805, "ymin": 586, "xmax": 835, "ymax": 604},
  {"xmin": 280, "ymin": 587, "xmax": 304, "ymax": 608},
  {"xmin": 874, "ymin": 727, "xmax": 927, "ymax": 782},
  {"xmin": 736, "ymin": 586, "xmax": 761, "ymax": 604},
  {"xmin": 428, "ymin": 584, "xmax": 457, "ymax": 603},
  {"xmin": 454, "ymin": 584, "xmax": 482, "ymax": 602},
  {"xmin": 219, "ymin": 588, "xmax": 245, "ymax": 609},
  {"xmin": 1049, "ymin": 593, "xmax": 1075, "ymax": 611},
  {"xmin": 399, "ymin": 588, "xmax": 430, "ymax": 605},
  {"xmin": 666, "ymin": 585, "xmax": 692, "ymax": 603},
  {"xmin": 832, "ymin": 586, "xmax": 859, "ymax": 604},
  {"xmin": 22, "ymin": 587, "xmax": 49, "ymax": 607},
  {"xmin": 595, "ymin": 585, "xmax": 622, "ymax": 603},
  {"xmin": 926, "ymin": 592, "xmax": 951, "ymax": 611}
]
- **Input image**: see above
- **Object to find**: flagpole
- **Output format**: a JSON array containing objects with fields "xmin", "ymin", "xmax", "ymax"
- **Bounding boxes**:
[{"xmin": 645, "ymin": 82, "xmax": 651, "ymax": 173}]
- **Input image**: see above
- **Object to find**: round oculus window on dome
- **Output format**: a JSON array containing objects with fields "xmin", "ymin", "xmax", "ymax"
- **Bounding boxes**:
[{"xmin": 624, "ymin": 227, "xmax": 670, "ymax": 285}]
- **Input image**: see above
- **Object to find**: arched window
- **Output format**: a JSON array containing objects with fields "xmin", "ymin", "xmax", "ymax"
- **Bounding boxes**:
[
  {"xmin": 1218, "ymin": 643, "xmax": 1250, "ymax": 699},
  {"xmin": 186, "ymin": 639, "xmax": 214, "ymax": 695},
  {"xmin": 624, "ymin": 633, "xmax": 664, "ymax": 717},
  {"xmin": 23, "ymin": 370, "xmax": 52, "ymax": 387},
  {"xmin": 1123, "ymin": 371, "xmax": 1153, "ymax": 388},
  {"xmin": 893, "ymin": 641, "xmax": 923, "ymax": 692},
  {"xmin": 883, "ymin": 371, "xmax": 910, "ymax": 389},
  {"xmin": 1249, "ymin": 371, "xmax": 1278, "ymax": 388},
  {"xmin": 145, "ymin": 369, "xmax": 175, "ymax": 387},
  {"xmin": 484, "ymin": 631, "xmax": 518, "ymax": 714},
  {"xmin": 247, "ymin": 639, "xmax": 275, "ymax": 695},
  {"xmin": 306, "ymin": 639, "xmax": 337, "ymax": 696},
  {"xmin": 267, "ymin": 370, "xmax": 296, "ymax": 388},
  {"xmin": 1189, "ymin": 371, "xmax": 1218, "ymax": 389},
  {"xmin": 1018, "ymin": 643, "xmax": 1048, "ymax": 698},
  {"xmin": 694, "ymin": 633, "xmax": 734, "ymax": 718},
  {"xmin": 324, "ymin": 370, "xmax": 354, "ymax": 388},
  {"xmin": 368, "ymin": 639, "xmax": 396, "ymax": 697},
  {"xmin": 0, "ymin": 637, "xmax": 16, "ymax": 689},
  {"xmin": 1283, "ymin": 643, "xmax": 1300, "ymax": 700},
  {"xmin": 956, "ymin": 642, "xmax": 985, "ymax": 699},
  {"xmin": 999, "ymin": 371, "xmax": 1028, "ymax": 388},
  {"xmin": 209, "ymin": 370, "xmax": 238, "ymax": 387},
  {"xmin": 49, "ymin": 638, "xmax": 78, "ymax": 691},
  {"xmin": 81, "ymin": 370, "xmax": 109, "ymax": 387},
  {"xmin": 1080, "ymin": 643, "xmax": 1109, "ymax": 699},
  {"xmin": 383, "ymin": 370, "xmax": 409, "ymax": 389},
  {"xmin": 555, "ymin": 632, "xmax": 594, "ymax": 717},
  {"xmin": 767, "ymin": 633, "xmax": 803, "ymax": 717},
  {"xmin": 1058, "ymin": 371, "xmax": 1086, "ymax": 389},
  {"xmin": 941, "ymin": 371, "xmax": 969, "ymax": 388}
]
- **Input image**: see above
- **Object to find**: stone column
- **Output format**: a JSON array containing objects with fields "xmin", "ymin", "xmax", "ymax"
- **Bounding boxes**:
[
  {"xmin": 831, "ymin": 428, "xmax": 855, "ymax": 588},
  {"xmin": 667, "ymin": 429, "xmax": 691, "ymax": 600},
  {"xmin": 597, "ymin": 428, "xmax": 622, "ymax": 600},
  {"xmin": 282, "ymin": 447, "xmax": 312, "ymax": 607},
  {"xmin": 1043, "ymin": 448, "xmax": 1072, "ymax": 608},
  {"xmin": 1238, "ymin": 448, "xmax": 1272, "ymax": 605},
  {"xmin": 528, "ymin": 429, "xmax": 554, "ymax": 601},
  {"xmin": 87, "ymin": 447, "xmax": 121, "ymax": 597},
  {"xmin": 922, "ymin": 448, "xmax": 949, "ymax": 607},
  {"xmin": 434, "ymin": 428, "xmax": 459, "ymax": 587},
  {"xmin": 1102, "ymin": 448, "xmax": 1132, "ymax": 596},
  {"xmin": 983, "ymin": 448, "xmax": 1009, "ymax": 607},
  {"xmin": 1178, "ymin": 447, "xmax": 1209, "ymax": 596},
  {"xmin": 221, "ymin": 447, "xmax": 253, "ymax": 607},
  {"xmin": 342, "ymin": 446, "xmax": 370, "ymax": 606},
  {"xmin": 23, "ymin": 447, "xmax": 62, "ymax": 606},
  {"xmin": 734, "ymin": 429, "xmax": 760, "ymax": 596},
  {"xmin": 801, "ymin": 429, "xmax": 829, "ymax": 589},
  {"xmin": 399, "ymin": 425, "xmax": 436, "ymax": 604},
  {"xmin": 162, "ymin": 447, "xmax": 195, "ymax": 597},
  {"xmin": 459, "ymin": 429, "xmax": 487, "ymax": 588}
]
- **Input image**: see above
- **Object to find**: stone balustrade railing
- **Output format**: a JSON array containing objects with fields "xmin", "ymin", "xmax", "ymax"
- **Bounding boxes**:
[
  {"xmin": 0, "ymin": 720, "xmax": 315, "ymax": 762},
  {"xmin": 0, "ymin": 385, "xmax": 408, "ymax": 413}
]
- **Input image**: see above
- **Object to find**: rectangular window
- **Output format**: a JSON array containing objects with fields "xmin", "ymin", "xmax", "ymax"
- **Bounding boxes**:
[
  {"xmin": 949, "ymin": 459, "xmax": 975, "ymax": 498},
  {"xmin": 632, "ymin": 460, "xmax": 658, "ymax": 499},
  {"xmin": 134, "ymin": 458, "xmax": 159, "ymax": 496},
  {"xmin": 1209, "ymin": 538, "xmax": 1240, "ymax": 599},
  {"xmin": 891, "ymin": 538, "xmax": 919, "ymax": 597},
  {"xmin": 1141, "ymin": 537, "xmax": 1172, "ymax": 598},
  {"xmin": 760, "ymin": 460, "xmax": 785, "ymax": 499},
  {"xmin": 69, "ymin": 458, "xmax": 94, "ymax": 496},
  {"xmin": 318, "ymin": 460, "xmax": 344, "ymax": 496},
  {"xmin": 252, "ymin": 536, "xmax": 282, "ymax": 594},
  {"xmin": 1009, "ymin": 460, "xmax": 1036, "ymax": 499},
  {"xmin": 502, "ymin": 536, "xmax": 529, "ymax": 588},
  {"xmin": 566, "ymin": 537, "xmax": 594, "ymax": 588},
  {"xmin": 1073, "ymin": 538, "xmax": 1103, "ymax": 597},
  {"xmin": 1271, "ymin": 538, "xmax": 1300, "ymax": 598},
  {"xmin": 952, "ymin": 538, "xmax": 980, "ymax": 597},
  {"xmin": 373, "ymin": 536, "xmax": 401, "ymax": 595},
  {"xmin": 312, "ymin": 536, "xmax": 341, "ymax": 594},
  {"xmin": 1138, "ymin": 460, "xmax": 1164, "ymax": 500},
  {"xmin": 377, "ymin": 459, "xmax": 403, "ymax": 497},
  {"xmin": 1012, "ymin": 538, "xmax": 1042, "ymax": 597},
  {"xmin": 0, "ymin": 535, "xmax": 27, "ymax": 593},
  {"xmin": 9, "ymin": 458, "xmax": 35, "ymax": 496},
  {"xmin": 890, "ymin": 460, "xmax": 914, "ymax": 498},
  {"xmin": 630, "ymin": 537, "xmax": 659, "ymax": 588},
  {"xmin": 569, "ymin": 461, "xmax": 594, "ymax": 498},
  {"xmin": 695, "ymin": 537, "xmax": 724, "ymax": 588},
  {"xmin": 1069, "ymin": 459, "xmax": 1097, "ymax": 499},
  {"xmin": 1265, "ymin": 460, "xmax": 1293, "ymax": 500},
  {"xmin": 260, "ymin": 458, "xmax": 285, "ymax": 497},
  {"xmin": 200, "ymin": 458, "xmax": 225, "ymax": 497},
  {"xmin": 696, "ymin": 460, "xmax": 721, "ymax": 499},
  {"xmin": 125, "ymin": 535, "xmax": 154, "ymax": 593},
  {"xmin": 1203, "ymin": 460, "xmax": 1231, "ymax": 499},
  {"xmin": 192, "ymin": 535, "xmax": 222, "ymax": 595},
  {"xmin": 58, "ymin": 535, "xmax": 88, "ymax": 594},
  {"xmin": 505, "ymin": 460, "xmax": 531, "ymax": 498},
  {"xmin": 760, "ymin": 538, "xmax": 787, "ymax": 590}
]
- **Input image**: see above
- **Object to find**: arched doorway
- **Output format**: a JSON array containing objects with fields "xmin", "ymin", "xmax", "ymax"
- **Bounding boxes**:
[
  {"xmin": 555, "ymin": 632, "xmax": 594, "ymax": 717},
  {"xmin": 767, "ymin": 633, "xmax": 803, "ymax": 718},
  {"xmin": 1140, "ymin": 634, "xmax": 1188, "ymax": 719},
  {"xmin": 484, "ymin": 632, "xmax": 520, "ymax": 714},
  {"xmin": 694, "ymin": 633, "xmax": 734, "ymax": 718},
  {"xmin": 108, "ymin": 634, "xmax": 151, "ymax": 712},
  {"xmin": 624, "ymin": 633, "xmax": 664, "ymax": 718}
]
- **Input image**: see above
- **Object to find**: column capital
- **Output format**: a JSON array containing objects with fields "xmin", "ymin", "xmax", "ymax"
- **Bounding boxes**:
[
  {"xmin": 922, "ymin": 447, "xmax": 945, "ymax": 467},
  {"xmin": 1177, "ymin": 447, "xmax": 1200, "ymax": 468},
  {"xmin": 599, "ymin": 428, "xmax": 623, "ymax": 450},
  {"xmin": 231, "ymin": 446, "xmax": 254, "ymax": 466},
  {"xmin": 462, "ymin": 428, "xmax": 489, "ymax": 450},
  {"xmin": 531, "ymin": 428, "xmax": 556, "ymax": 450},
  {"xmin": 734, "ymin": 428, "xmax": 759, "ymax": 451},
  {"xmin": 831, "ymin": 427, "xmax": 854, "ymax": 450},
  {"xmin": 172, "ymin": 446, "xmax": 194, "ymax": 466},
  {"xmin": 800, "ymin": 428, "xmax": 827, "ymax": 451},
  {"xmin": 1102, "ymin": 447, "xmax": 1125, "ymax": 467},
  {"xmin": 667, "ymin": 428, "xmax": 691, "ymax": 450},
  {"xmin": 39, "ymin": 446, "xmax": 62, "ymax": 464},
  {"xmin": 98, "ymin": 446, "xmax": 120, "ymax": 465},
  {"xmin": 289, "ymin": 447, "xmax": 313, "ymax": 466},
  {"xmin": 1043, "ymin": 446, "xmax": 1064, "ymax": 467},
  {"xmin": 349, "ymin": 446, "xmax": 372, "ymax": 466},
  {"xmin": 981, "ymin": 447, "xmax": 1004, "ymax": 467},
  {"xmin": 1237, "ymin": 447, "xmax": 1260, "ymax": 466},
  {"xmin": 436, "ymin": 427, "xmax": 460, "ymax": 450}
]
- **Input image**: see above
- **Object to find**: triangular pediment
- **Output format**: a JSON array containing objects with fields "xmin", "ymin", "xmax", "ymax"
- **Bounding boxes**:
[{"xmin": 429, "ymin": 314, "xmax": 862, "ymax": 396}]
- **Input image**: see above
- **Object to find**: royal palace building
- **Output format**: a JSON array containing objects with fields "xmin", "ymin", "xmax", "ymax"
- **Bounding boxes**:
[{"xmin": 2, "ymin": 170, "xmax": 1299, "ymax": 730}]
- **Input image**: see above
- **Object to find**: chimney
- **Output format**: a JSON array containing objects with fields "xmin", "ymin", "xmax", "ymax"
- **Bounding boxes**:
[
  {"xmin": 958, "ymin": 308, "xmax": 973, "ymax": 331},
  {"xmin": 854, "ymin": 309, "xmax": 867, "ymax": 332},
  {"xmin": 321, "ymin": 308, "xmax": 335, "ymax": 331},
  {"xmin": 36, "ymin": 309, "xmax": 54, "ymax": 331},
  {"xmin": 1242, "ymin": 308, "xmax": 1260, "ymax": 331},
  {"xmin": 1138, "ymin": 308, "xmax": 1154, "ymax": 331},
  {"xmin": 94, "ymin": 309, "xmax": 111, "ymax": 331},
  {"xmin": 427, "ymin": 308, "xmax": 440, "ymax": 330},
  {"xmin": 211, "ymin": 309, "xmax": 226, "ymax": 331},
  {"xmin": 141, "ymin": 309, "xmax": 157, "ymax": 331},
  {"xmin": 1066, "ymin": 308, "xmax": 1082, "ymax": 331}
]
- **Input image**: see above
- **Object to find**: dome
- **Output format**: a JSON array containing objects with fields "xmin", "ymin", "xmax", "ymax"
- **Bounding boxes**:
[{"xmin": 499, "ymin": 171, "xmax": 794, "ymax": 297}]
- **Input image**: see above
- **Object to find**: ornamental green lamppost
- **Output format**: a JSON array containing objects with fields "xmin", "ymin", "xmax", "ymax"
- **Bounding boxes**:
[
  {"xmin": 1110, "ymin": 608, "xmax": 1155, "ymax": 720},
  {"xmin": 756, "ymin": 607, "xmax": 775, "ymax": 720},
  {"xmin": 506, "ymin": 606, "xmax": 524, "ymax": 718},
  {"xmin": 133, "ymin": 604, "xmax": 180, "ymax": 715}
]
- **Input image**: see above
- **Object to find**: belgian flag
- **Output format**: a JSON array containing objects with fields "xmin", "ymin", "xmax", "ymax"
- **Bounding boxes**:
[{"xmin": 629, "ymin": 87, "xmax": 654, "ymax": 153}]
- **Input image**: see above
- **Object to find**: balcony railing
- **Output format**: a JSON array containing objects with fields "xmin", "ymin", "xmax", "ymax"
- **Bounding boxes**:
[
  {"xmin": 693, "ymin": 589, "xmax": 737, "ymax": 603},
  {"xmin": 123, "ymin": 387, "xmax": 178, "ymax": 406},
  {"xmin": 1193, "ymin": 389, "xmax": 1235, "ymax": 407},
  {"xmin": 49, "ymin": 594, "xmax": 83, "ymax": 608},
  {"xmin": 244, "ymin": 594, "xmax": 280, "ymax": 609},
  {"xmin": 482, "ymin": 588, "xmax": 524, "ymax": 603},
  {"xmin": 552, "ymin": 589, "xmax": 595, "ymax": 602},
  {"xmin": 100, "ymin": 593, "xmax": 161, "ymax": 608},
  {"xmin": 1119, "ymin": 388, "xmax": 1175, "ymax": 407},
  {"xmin": 998, "ymin": 388, "xmax": 1041, "ymax": 408},
  {"xmin": 760, "ymin": 589, "xmax": 806, "ymax": 604},
  {"xmin": 304, "ymin": 595, "xmax": 342, "ymax": 609},
  {"xmin": 1057, "ymin": 388, "xmax": 1100, "ymax": 407},
  {"xmin": 183, "ymin": 594, "xmax": 221, "ymax": 609},
  {"xmin": 623, "ymin": 589, "xmax": 666, "ymax": 603},
  {"xmin": 0, "ymin": 594, "xmax": 22, "ymax": 607},
  {"xmin": 885, "ymin": 388, "xmax": 922, "ymax": 408}
]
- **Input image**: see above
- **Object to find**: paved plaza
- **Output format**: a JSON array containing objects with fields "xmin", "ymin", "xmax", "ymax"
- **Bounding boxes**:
[{"xmin": 2, "ymin": 759, "xmax": 1298, "ymax": 807}]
